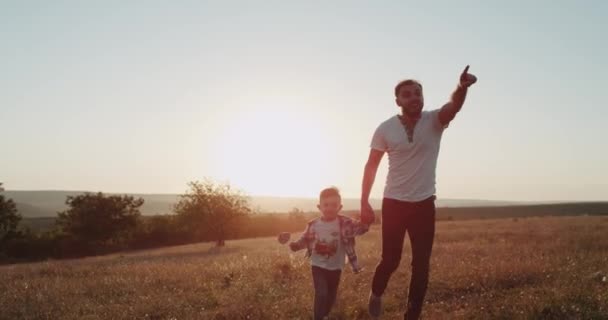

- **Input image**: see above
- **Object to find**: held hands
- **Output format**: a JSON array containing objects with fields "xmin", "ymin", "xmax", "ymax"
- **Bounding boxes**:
[
  {"xmin": 360, "ymin": 201, "xmax": 375, "ymax": 225},
  {"xmin": 459, "ymin": 65, "xmax": 477, "ymax": 88}
]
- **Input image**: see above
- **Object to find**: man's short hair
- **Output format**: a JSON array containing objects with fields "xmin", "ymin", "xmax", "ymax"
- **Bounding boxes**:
[
  {"xmin": 394, "ymin": 79, "xmax": 422, "ymax": 97},
  {"xmin": 319, "ymin": 186, "xmax": 341, "ymax": 200}
]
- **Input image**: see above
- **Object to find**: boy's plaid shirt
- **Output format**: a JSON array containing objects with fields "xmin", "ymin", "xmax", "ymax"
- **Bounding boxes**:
[{"xmin": 291, "ymin": 215, "xmax": 369, "ymax": 271}]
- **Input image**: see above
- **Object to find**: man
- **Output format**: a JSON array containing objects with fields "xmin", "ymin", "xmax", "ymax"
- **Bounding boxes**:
[{"xmin": 360, "ymin": 66, "xmax": 477, "ymax": 319}]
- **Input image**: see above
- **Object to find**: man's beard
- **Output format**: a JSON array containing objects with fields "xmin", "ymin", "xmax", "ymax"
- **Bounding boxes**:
[{"xmin": 403, "ymin": 108, "xmax": 422, "ymax": 119}]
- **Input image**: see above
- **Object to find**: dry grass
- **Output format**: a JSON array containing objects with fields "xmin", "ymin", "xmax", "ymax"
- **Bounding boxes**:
[{"xmin": 1, "ymin": 216, "xmax": 607, "ymax": 319}]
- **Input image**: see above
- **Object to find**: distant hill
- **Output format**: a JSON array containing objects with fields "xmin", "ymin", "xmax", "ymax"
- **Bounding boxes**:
[
  {"xmin": 1, "ymin": 190, "xmax": 565, "ymax": 218},
  {"xmin": 6, "ymin": 191, "xmax": 179, "ymax": 218},
  {"xmin": 249, "ymin": 196, "xmax": 520, "ymax": 213},
  {"xmin": 433, "ymin": 202, "xmax": 608, "ymax": 219}
]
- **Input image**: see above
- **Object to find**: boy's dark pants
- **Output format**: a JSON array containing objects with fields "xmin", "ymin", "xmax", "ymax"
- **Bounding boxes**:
[
  {"xmin": 371, "ymin": 196, "xmax": 436, "ymax": 320},
  {"xmin": 312, "ymin": 266, "xmax": 341, "ymax": 320}
]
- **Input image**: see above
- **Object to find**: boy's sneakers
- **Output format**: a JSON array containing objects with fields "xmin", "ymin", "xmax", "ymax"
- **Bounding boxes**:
[
  {"xmin": 368, "ymin": 292, "xmax": 382, "ymax": 318},
  {"xmin": 351, "ymin": 260, "xmax": 364, "ymax": 273}
]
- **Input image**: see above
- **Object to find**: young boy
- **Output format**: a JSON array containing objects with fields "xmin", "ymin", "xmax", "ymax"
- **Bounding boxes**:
[{"xmin": 278, "ymin": 187, "xmax": 370, "ymax": 320}]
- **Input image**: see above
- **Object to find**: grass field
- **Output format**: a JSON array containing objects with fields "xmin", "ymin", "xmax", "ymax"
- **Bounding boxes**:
[{"xmin": 2, "ymin": 216, "xmax": 607, "ymax": 319}]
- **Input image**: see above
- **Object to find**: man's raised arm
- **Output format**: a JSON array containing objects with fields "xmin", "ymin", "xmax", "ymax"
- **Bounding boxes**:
[{"xmin": 439, "ymin": 65, "xmax": 478, "ymax": 126}]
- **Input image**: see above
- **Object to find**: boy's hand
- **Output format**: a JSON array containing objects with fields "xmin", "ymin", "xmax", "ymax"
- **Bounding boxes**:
[
  {"xmin": 288, "ymin": 242, "xmax": 298, "ymax": 251},
  {"xmin": 277, "ymin": 232, "xmax": 291, "ymax": 244}
]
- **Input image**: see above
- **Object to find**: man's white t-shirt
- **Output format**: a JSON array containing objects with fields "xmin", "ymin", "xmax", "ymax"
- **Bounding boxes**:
[
  {"xmin": 310, "ymin": 218, "xmax": 346, "ymax": 270},
  {"xmin": 370, "ymin": 109, "xmax": 446, "ymax": 202}
]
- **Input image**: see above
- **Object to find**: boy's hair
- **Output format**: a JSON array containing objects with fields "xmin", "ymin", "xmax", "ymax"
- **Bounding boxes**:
[
  {"xmin": 394, "ymin": 79, "xmax": 423, "ymax": 97},
  {"xmin": 319, "ymin": 186, "xmax": 341, "ymax": 200}
]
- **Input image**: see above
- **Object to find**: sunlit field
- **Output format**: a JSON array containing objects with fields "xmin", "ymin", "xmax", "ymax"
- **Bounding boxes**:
[{"xmin": 2, "ymin": 216, "xmax": 607, "ymax": 319}]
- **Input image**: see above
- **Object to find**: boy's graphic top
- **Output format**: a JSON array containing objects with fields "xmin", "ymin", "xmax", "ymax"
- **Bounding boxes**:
[
  {"xmin": 290, "ymin": 214, "xmax": 369, "ymax": 272},
  {"xmin": 313, "ymin": 231, "xmax": 339, "ymax": 258},
  {"xmin": 310, "ymin": 218, "xmax": 344, "ymax": 270}
]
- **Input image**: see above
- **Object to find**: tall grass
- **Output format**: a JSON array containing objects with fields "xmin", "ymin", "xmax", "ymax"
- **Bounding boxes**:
[{"xmin": 1, "ymin": 216, "xmax": 607, "ymax": 319}]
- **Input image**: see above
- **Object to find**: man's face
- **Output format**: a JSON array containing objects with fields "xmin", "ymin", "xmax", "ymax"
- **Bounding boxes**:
[
  {"xmin": 317, "ymin": 195, "xmax": 342, "ymax": 220},
  {"xmin": 396, "ymin": 84, "xmax": 424, "ymax": 117}
]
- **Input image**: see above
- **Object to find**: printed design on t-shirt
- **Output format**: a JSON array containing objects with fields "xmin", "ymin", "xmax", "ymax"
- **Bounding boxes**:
[{"xmin": 313, "ymin": 231, "xmax": 339, "ymax": 259}]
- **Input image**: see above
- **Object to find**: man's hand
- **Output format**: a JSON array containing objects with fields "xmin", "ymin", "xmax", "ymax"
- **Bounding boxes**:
[
  {"xmin": 459, "ymin": 65, "xmax": 477, "ymax": 88},
  {"xmin": 439, "ymin": 65, "xmax": 478, "ymax": 126},
  {"xmin": 360, "ymin": 201, "xmax": 375, "ymax": 225}
]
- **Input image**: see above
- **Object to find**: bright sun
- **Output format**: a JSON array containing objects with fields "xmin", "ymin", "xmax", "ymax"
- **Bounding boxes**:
[{"xmin": 208, "ymin": 103, "xmax": 336, "ymax": 197}]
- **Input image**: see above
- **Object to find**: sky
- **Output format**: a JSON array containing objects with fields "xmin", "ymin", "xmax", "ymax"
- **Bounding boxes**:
[{"xmin": 1, "ymin": 1, "xmax": 607, "ymax": 201}]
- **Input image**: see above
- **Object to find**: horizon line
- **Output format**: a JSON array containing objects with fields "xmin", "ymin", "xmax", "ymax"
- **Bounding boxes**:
[{"xmin": 3, "ymin": 189, "xmax": 607, "ymax": 203}]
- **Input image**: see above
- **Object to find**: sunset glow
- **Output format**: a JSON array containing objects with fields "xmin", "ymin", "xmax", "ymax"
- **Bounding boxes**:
[{"xmin": 208, "ymin": 100, "xmax": 336, "ymax": 196}]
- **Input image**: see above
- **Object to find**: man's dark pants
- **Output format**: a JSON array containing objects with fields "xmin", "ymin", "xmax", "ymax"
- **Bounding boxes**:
[{"xmin": 371, "ymin": 196, "xmax": 436, "ymax": 320}]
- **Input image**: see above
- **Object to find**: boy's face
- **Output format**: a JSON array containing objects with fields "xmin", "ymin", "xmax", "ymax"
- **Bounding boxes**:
[{"xmin": 317, "ymin": 195, "xmax": 342, "ymax": 220}]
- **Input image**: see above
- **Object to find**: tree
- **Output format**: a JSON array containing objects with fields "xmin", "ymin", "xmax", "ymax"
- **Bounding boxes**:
[
  {"xmin": 56, "ymin": 192, "xmax": 143, "ymax": 249},
  {"xmin": 132, "ymin": 214, "xmax": 180, "ymax": 249},
  {"xmin": 0, "ymin": 183, "xmax": 22, "ymax": 244},
  {"xmin": 174, "ymin": 180, "xmax": 251, "ymax": 246},
  {"xmin": 288, "ymin": 207, "xmax": 306, "ymax": 221}
]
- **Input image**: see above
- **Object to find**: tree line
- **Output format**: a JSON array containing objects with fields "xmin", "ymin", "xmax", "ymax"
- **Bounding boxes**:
[{"xmin": 0, "ymin": 181, "xmax": 319, "ymax": 263}]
